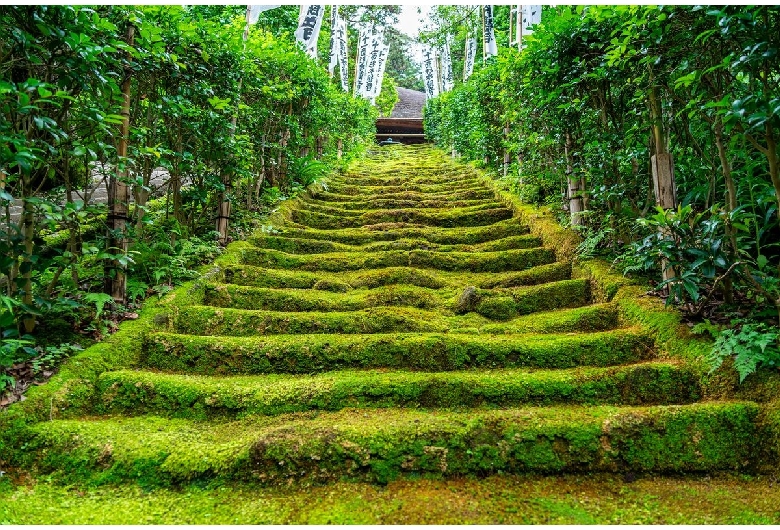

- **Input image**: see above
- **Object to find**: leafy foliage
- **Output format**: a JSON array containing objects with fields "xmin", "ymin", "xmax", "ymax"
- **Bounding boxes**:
[
  {"xmin": 0, "ymin": 5, "xmax": 377, "ymax": 397},
  {"xmin": 424, "ymin": 5, "xmax": 780, "ymax": 382}
]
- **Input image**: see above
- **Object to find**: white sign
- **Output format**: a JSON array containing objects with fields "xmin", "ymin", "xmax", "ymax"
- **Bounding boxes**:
[
  {"xmin": 483, "ymin": 5, "xmax": 497, "ymax": 57},
  {"xmin": 441, "ymin": 39, "xmax": 454, "ymax": 92},
  {"xmin": 464, "ymin": 37, "xmax": 476, "ymax": 81},
  {"xmin": 337, "ymin": 18, "xmax": 349, "ymax": 91},
  {"xmin": 328, "ymin": 5, "xmax": 339, "ymax": 75},
  {"xmin": 246, "ymin": 5, "xmax": 280, "ymax": 25},
  {"xmin": 422, "ymin": 46, "xmax": 439, "ymax": 99},
  {"xmin": 362, "ymin": 31, "xmax": 385, "ymax": 98},
  {"xmin": 370, "ymin": 42, "xmax": 390, "ymax": 99},
  {"xmin": 354, "ymin": 29, "xmax": 371, "ymax": 96},
  {"xmin": 295, "ymin": 5, "xmax": 325, "ymax": 58},
  {"xmin": 521, "ymin": 5, "xmax": 542, "ymax": 39}
]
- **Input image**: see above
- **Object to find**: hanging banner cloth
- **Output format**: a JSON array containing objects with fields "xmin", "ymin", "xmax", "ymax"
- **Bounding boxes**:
[
  {"xmin": 246, "ymin": 5, "xmax": 281, "ymax": 24},
  {"xmin": 337, "ymin": 17, "xmax": 349, "ymax": 91},
  {"xmin": 422, "ymin": 46, "xmax": 439, "ymax": 99},
  {"xmin": 441, "ymin": 39, "xmax": 454, "ymax": 92},
  {"xmin": 370, "ymin": 42, "xmax": 390, "ymax": 100},
  {"xmin": 295, "ymin": 5, "xmax": 325, "ymax": 58},
  {"xmin": 521, "ymin": 5, "xmax": 542, "ymax": 40},
  {"xmin": 328, "ymin": 5, "xmax": 339, "ymax": 75},
  {"xmin": 354, "ymin": 28, "xmax": 371, "ymax": 96},
  {"xmin": 483, "ymin": 5, "xmax": 498, "ymax": 57},
  {"xmin": 463, "ymin": 36, "xmax": 476, "ymax": 81},
  {"xmin": 362, "ymin": 30, "xmax": 386, "ymax": 98}
]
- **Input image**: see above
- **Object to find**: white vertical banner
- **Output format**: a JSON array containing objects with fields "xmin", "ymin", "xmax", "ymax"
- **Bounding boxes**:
[
  {"xmin": 521, "ymin": 5, "xmax": 542, "ymax": 40},
  {"xmin": 246, "ymin": 5, "xmax": 281, "ymax": 24},
  {"xmin": 362, "ymin": 30, "xmax": 385, "ymax": 98},
  {"xmin": 483, "ymin": 5, "xmax": 497, "ymax": 58},
  {"xmin": 441, "ymin": 39, "xmax": 454, "ymax": 92},
  {"xmin": 422, "ymin": 46, "xmax": 439, "ymax": 99},
  {"xmin": 370, "ymin": 42, "xmax": 390, "ymax": 99},
  {"xmin": 463, "ymin": 37, "xmax": 476, "ymax": 81},
  {"xmin": 295, "ymin": 5, "xmax": 325, "ymax": 58},
  {"xmin": 337, "ymin": 18, "xmax": 349, "ymax": 91},
  {"xmin": 328, "ymin": 5, "xmax": 338, "ymax": 75},
  {"xmin": 354, "ymin": 28, "xmax": 371, "ymax": 96}
]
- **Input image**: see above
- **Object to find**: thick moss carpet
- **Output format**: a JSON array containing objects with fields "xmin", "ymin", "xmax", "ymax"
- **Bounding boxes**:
[{"xmin": 1, "ymin": 145, "xmax": 776, "ymax": 523}]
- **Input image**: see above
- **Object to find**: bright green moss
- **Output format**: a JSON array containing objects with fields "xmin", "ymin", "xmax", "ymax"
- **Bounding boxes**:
[
  {"xmin": 93, "ymin": 362, "xmax": 701, "ymax": 420},
  {"xmin": 18, "ymin": 402, "xmax": 759, "ymax": 486},
  {"xmin": 311, "ymin": 187, "xmax": 496, "ymax": 203},
  {"xmin": 219, "ymin": 264, "xmax": 569, "ymax": 292},
  {"xmin": 247, "ymin": 234, "xmax": 542, "ymax": 255},
  {"xmin": 4, "ymin": 474, "xmax": 780, "ymax": 524},
  {"xmin": 267, "ymin": 217, "xmax": 529, "ymax": 246},
  {"xmin": 141, "ymin": 328, "xmax": 654, "ymax": 375},
  {"xmin": 305, "ymin": 196, "xmax": 490, "ymax": 211},
  {"xmin": 238, "ymin": 246, "xmax": 555, "ymax": 273},
  {"xmin": 202, "ymin": 283, "xmax": 444, "ymax": 312},
  {"xmin": 288, "ymin": 205, "xmax": 513, "ymax": 230}
]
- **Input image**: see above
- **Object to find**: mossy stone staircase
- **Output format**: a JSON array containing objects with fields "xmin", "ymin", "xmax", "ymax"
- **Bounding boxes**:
[{"xmin": 2, "ymin": 145, "xmax": 769, "ymax": 487}]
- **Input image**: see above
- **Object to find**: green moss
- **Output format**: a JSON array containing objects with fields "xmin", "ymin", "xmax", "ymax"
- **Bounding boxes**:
[
  {"xmin": 173, "ymin": 306, "xmax": 448, "ymax": 336},
  {"xmin": 267, "ymin": 217, "xmax": 529, "ymax": 246},
  {"xmin": 288, "ymin": 206, "xmax": 513, "ymax": 230},
  {"xmin": 311, "ymin": 187, "xmax": 496, "ymax": 203},
  {"xmin": 4, "ymin": 474, "xmax": 780, "ymax": 524},
  {"xmin": 141, "ymin": 328, "xmax": 654, "ymax": 375},
  {"xmin": 202, "ymin": 283, "xmax": 443, "ymax": 312},
  {"xmin": 238, "ymin": 246, "xmax": 556, "ymax": 273},
  {"xmin": 247, "ymin": 234, "xmax": 543, "ymax": 255},
  {"xmin": 93, "ymin": 362, "xmax": 701, "ymax": 420},
  {"xmin": 306, "ymin": 197, "xmax": 490, "ymax": 211},
  {"xmin": 18, "ymin": 402, "xmax": 759, "ymax": 486}
]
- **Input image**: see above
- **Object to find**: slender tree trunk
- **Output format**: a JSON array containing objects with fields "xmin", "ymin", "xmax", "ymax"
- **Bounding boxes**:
[
  {"xmin": 565, "ymin": 131, "xmax": 584, "ymax": 225},
  {"xmin": 20, "ymin": 172, "xmax": 36, "ymax": 333},
  {"xmin": 105, "ymin": 23, "xmax": 135, "ymax": 305},
  {"xmin": 714, "ymin": 119, "xmax": 736, "ymax": 304},
  {"xmin": 649, "ymin": 78, "xmax": 677, "ymax": 286}
]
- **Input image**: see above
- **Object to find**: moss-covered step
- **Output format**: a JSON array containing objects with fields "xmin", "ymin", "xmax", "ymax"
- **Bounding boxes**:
[
  {"xmin": 245, "ymin": 234, "xmax": 543, "ymax": 255},
  {"xmin": 140, "ymin": 328, "xmax": 654, "ymax": 375},
  {"xmin": 220, "ymin": 262, "xmax": 572, "ymax": 291},
  {"xmin": 326, "ymin": 174, "xmax": 480, "ymax": 189},
  {"xmin": 305, "ymin": 197, "xmax": 491, "ymax": 211},
  {"xmin": 170, "ymin": 303, "xmax": 618, "ymax": 337},
  {"xmin": 293, "ymin": 200, "xmax": 506, "ymax": 219},
  {"xmin": 202, "ymin": 283, "xmax": 444, "ymax": 312},
  {"xmin": 261, "ymin": 217, "xmax": 528, "ymax": 245},
  {"xmin": 288, "ymin": 206, "xmax": 513, "ymax": 230},
  {"xmin": 310, "ymin": 187, "xmax": 496, "ymax": 203},
  {"xmin": 94, "ymin": 362, "xmax": 702, "ymax": 420},
  {"xmin": 200, "ymin": 279, "xmax": 588, "ymax": 317},
  {"xmin": 322, "ymin": 180, "xmax": 491, "ymax": 197},
  {"xmin": 19, "ymin": 402, "xmax": 759, "ymax": 486},
  {"xmin": 236, "ymin": 246, "xmax": 555, "ymax": 273}
]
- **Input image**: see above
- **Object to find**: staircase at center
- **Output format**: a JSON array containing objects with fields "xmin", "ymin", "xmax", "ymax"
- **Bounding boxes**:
[{"xmin": 8, "ymin": 145, "xmax": 761, "ymax": 487}]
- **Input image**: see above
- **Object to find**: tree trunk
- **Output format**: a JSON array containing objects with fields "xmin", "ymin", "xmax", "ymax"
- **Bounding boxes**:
[
  {"xmin": 565, "ymin": 131, "xmax": 584, "ymax": 225},
  {"xmin": 105, "ymin": 23, "xmax": 134, "ymax": 305},
  {"xmin": 20, "ymin": 173, "xmax": 36, "ymax": 333},
  {"xmin": 649, "ymin": 79, "xmax": 677, "ymax": 286}
]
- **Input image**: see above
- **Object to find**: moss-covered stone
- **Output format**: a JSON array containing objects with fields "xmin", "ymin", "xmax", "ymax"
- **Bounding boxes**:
[
  {"xmin": 92, "ymin": 362, "xmax": 702, "ymax": 420},
  {"xmin": 141, "ymin": 328, "xmax": 654, "ymax": 375},
  {"xmin": 247, "ymin": 234, "xmax": 542, "ymax": 255},
  {"xmin": 289, "ymin": 205, "xmax": 513, "ymax": 230},
  {"xmin": 238, "ymin": 246, "xmax": 556, "ymax": 273},
  {"xmin": 4, "ymin": 142, "xmax": 775, "ymax": 498},
  {"xmin": 18, "ymin": 402, "xmax": 759, "ymax": 486}
]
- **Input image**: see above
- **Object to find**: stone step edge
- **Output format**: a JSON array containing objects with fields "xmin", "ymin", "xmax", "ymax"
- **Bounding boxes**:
[
  {"xmin": 21, "ymin": 401, "xmax": 762, "ymax": 486},
  {"xmin": 93, "ymin": 361, "xmax": 702, "ymax": 420}
]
